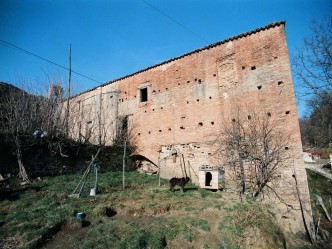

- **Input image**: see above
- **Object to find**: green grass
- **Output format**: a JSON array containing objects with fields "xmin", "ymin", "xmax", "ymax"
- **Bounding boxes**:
[
  {"xmin": 0, "ymin": 171, "xmax": 292, "ymax": 249},
  {"xmin": 306, "ymin": 169, "xmax": 332, "ymax": 216},
  {"xmin": 218, "ymin": 202, "xmax": 285, "ymax": 248},
  {"xmin": 0, "ymin": 172, "xmax": 203, "ymax": 248}
]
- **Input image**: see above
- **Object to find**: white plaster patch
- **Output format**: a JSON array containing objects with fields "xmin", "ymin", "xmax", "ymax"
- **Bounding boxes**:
[
  {"xmin": 158, "ymin": 61, "xmax": 176, "ymax": 71},
  {"xmin": 223, "ymin": 92, "xmax": 228, "ymax": 99},
  {"xmin": 226, "ymin": 41, "xmax": 233, "ymax": 48}
]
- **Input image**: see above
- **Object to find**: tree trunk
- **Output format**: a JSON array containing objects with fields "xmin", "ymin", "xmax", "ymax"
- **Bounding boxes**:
[{"xmin": 15, "ymin": 135, "xmax": 30, "ymax": 183}]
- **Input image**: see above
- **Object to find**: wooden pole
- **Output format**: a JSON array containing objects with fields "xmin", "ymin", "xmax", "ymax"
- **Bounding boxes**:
[
  {"xmin": 122, "ymin": 139, "xmax": 126, "ymax": 190},
  {"xmin": 158, "ymin": 158, "xmax": 161, "ymax": 187},
  {"xmin": 66, "ymin": 44, "xmax": 72, "ymax": 135}
]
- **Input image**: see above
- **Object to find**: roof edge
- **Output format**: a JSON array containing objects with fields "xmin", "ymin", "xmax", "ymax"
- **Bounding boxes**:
[{"xmin": 72, "ymin": 21, "xmax": 285, "ymax": 98}]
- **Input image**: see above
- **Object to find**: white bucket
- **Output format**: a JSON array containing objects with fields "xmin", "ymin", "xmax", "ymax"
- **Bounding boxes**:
[{"xmin": 90, "ymin": 188, "xmax": 96, "ymax": 196}]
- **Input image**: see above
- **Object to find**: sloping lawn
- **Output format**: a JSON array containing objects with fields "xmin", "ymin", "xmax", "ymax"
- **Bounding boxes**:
[{"xmin": 0, "ymin": 172, "xmax": 291, "ymax": 249}]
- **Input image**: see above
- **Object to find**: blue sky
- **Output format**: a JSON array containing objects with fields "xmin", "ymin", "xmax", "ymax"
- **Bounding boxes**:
[{"xmin": 0, "ymin": 0, "xmax": 331, "ymax": 117}]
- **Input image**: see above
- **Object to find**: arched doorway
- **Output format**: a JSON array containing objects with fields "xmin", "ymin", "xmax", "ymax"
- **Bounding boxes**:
[{"xmin": 205, "ymin": 172, "xmax": 212, "ymax": 186}]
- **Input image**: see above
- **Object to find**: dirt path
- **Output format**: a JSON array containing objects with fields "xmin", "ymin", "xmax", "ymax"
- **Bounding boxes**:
[{"xmin": 306, "ymin": 165, "xmax": 332, "ymax": 180}]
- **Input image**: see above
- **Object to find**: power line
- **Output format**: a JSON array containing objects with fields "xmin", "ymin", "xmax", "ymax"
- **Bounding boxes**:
[
  {"xmin": 0, "ymin": 40, "xmax": 103, "ymax": 84},
  {"xmin": 142, "ymin": 0, "xmax": 209, "ymax": 44}
]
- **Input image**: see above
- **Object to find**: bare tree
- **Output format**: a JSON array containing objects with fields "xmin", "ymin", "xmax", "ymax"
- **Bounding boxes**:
[
  {"xmin": 292, "ymin": 16, "xmax": 332, "ymax": 100},
  {"xmin": 216, "ymin": 110, "xmax": 292, "ymax": 200},
  {"xmin": 0, "ymin": 79, "xmax": 66, "ymax": 182}
]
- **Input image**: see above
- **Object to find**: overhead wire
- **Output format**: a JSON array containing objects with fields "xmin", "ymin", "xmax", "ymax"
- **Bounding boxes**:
[
  {"xmin": 0, "ymin": 39, "xmax": 103, "ymax": 84},
  {"xmin": 2, "ymin": 2, "xmax": 208, "ymax": 84},
  {"xmin": 141, "ymin": 0, "xmax": 209, "ymax": 44}
]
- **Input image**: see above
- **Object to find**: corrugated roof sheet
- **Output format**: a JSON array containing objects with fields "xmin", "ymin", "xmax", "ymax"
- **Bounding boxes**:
[{"xmin": 73, "ymin": 21, "xmax": 285, "ymax": 98}]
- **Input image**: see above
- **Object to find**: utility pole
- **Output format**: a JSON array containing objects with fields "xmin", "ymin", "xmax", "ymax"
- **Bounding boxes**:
[{"xmin": 66, "ymin": 44, "xmax": 72, "ymax": 135}]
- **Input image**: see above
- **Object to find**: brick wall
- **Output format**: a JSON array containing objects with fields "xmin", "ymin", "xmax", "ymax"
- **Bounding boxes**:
[{"xmin": 68, "ymin": 22, "xmax": 311, "ymax": 232}]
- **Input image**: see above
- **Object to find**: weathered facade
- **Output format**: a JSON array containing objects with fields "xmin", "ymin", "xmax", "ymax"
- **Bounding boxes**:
[{"xmin": 68, "ymin": 22, "xmax": 310, "ymax": 231}]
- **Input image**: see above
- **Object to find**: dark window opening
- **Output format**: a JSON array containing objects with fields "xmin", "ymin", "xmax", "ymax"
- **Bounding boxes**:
[
  {"xmin": 148, "ymin": 131, "xmax": 151, "ymax": 134},
  {"xmin": 187, "ymin": 80, "xmax": 190, "ymax": 84},
  {"xmin": 166, "ymin": 88, "xmax": 168, "ymax": 91},
  {"xmin": 180, "ymin": 126, "xmax": 185, "ymax": 130},
  {"xmin": 125, "ymin": 91, "xmax": 127, "ymax": 94},
  {"xmin": 213, "ymin": 74, "xmax": 216, "ymax": 77},
  {"xmin": 187, "ymin": 101, "xmax": 189, "ymax": 104},
  {"xmin": 197, "ymin": 99, "xmax": 200, "ymax": 102},
  {"xmin": 87, "ymin": 121, "xmax": 92, "ymax": 124},
  {"xmin": 178, "ymin": 83, "xmax": 180, "ymax": 85},
  {"xmin": 257, "ymin": 85, "xmax": 262, "ymax": 90},
  {"xmin": 232, "ymin": 118, "xmax": 236, "ymax": 122},
  {"xmin": 285, "ymin": 111, "xmax": 290, "ymax": 115},
  {"xmin": 242, "ymin": 66, "xmax": 245, "ymax": 70},
  {"xmin": 138, "ymin": 133, "xmax": 141, "ymax": 136},
  {"xmin": 110, "ymin": 95, "xmax": 113, "ymax": 98},
  {"xmin": 195, "ymin": 78, "xmax": 197, "ymax": 81},
  {"xmin": 278, "ymin": 81, "xmax": 284, "ymax": 85},
  {"xmin": 144, "ymin": 110, "xmax": 147, "ymax": 113},
  {"xmin": 198, "ymin": 79, "xmax": 202, "ymax": 83},
  {"xmin": 168, "ymin": 128, "xmax": 172, "ymax": 131},
  {"xmin": 198, "ymin": 122, "xmax": 203, "ymax": 127},
  {"xmin": 274, "ymin": 56, "xmax": 278, "ymax": 59},
  {"xmin": 285, "ymin": 146, "xmax": 289, "ymax": 150},
  {"xmin": 140, "ymin": 88, "xmax": 148, "ymax": 102},
  {"xmin": 248, "ymin": 115, "xmax": 251, "ymax": 120},
  {"xmin": 205, "ymin": 172, "xmax": 212, "ymax": 186},
  {"xmin": 159, "ymin": 130, "xmax": 162, "ymax": 132},
  {"xmin": 251, "ymin": 66, "xmax": 256, "ymax": 70},
  {"xmin": 161, "ymin": 107, "xmax": 163, "ymax": 110},
  {"xmin": 209, "ymin": 96, "xmax": 212, "ymax": 99},
  {"xmin": 211, "ymin": 122, "xmax": 214, "ymax": 125},
  {"xmin": 152, "ymin": 109, "xmax": 155, "ymax": 111},
  {"xmin": 267, "ymin": 112, "xmax": 271, "ymax": 117},
  {"xmin": 152, "ymin": 90, "xmax": 156, "ymax": 94}
]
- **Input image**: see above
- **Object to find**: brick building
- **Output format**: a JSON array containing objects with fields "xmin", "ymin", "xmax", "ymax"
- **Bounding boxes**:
[{"xmin": 68, "ymin": 21, "xmax": 310, "ymax": 231}]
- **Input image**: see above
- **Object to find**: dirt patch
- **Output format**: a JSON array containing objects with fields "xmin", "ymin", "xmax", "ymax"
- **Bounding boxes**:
[{"xmin": 41, "ymin": 222, "xmax": 90, "ymax": 249}]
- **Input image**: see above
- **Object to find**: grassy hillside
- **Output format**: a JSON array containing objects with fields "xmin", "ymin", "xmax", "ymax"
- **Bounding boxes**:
[{"xmin": 0, "ymin": 171, "xmax": 309, "ymax": 249}]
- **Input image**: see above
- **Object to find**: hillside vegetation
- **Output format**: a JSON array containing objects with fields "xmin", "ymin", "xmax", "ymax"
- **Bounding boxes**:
[{"xmin": 0, "ymin": 172, "xmax": 302, "ymax": 249}]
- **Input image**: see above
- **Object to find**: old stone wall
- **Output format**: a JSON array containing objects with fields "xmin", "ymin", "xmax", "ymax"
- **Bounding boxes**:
[{"xmin": 67, "ymin": 22, "xmax": 311, "ymax": 232}]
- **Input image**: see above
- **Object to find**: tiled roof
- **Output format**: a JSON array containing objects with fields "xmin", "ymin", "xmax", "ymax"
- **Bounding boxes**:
[{"xmin": 73, "ymin": 21, "xmax": 285, "ymax": 98}]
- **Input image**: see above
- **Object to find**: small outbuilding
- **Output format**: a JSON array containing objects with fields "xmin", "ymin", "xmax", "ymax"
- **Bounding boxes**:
[{"xmin": 198, "ymin": 165, "xmax": 225, "ymax": 190}]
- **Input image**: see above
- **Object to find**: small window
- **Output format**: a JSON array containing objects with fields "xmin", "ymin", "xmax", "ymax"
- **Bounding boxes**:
[{"xmin": 140, "ymin": 88, "xmax": 148, "ymax": 102}]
